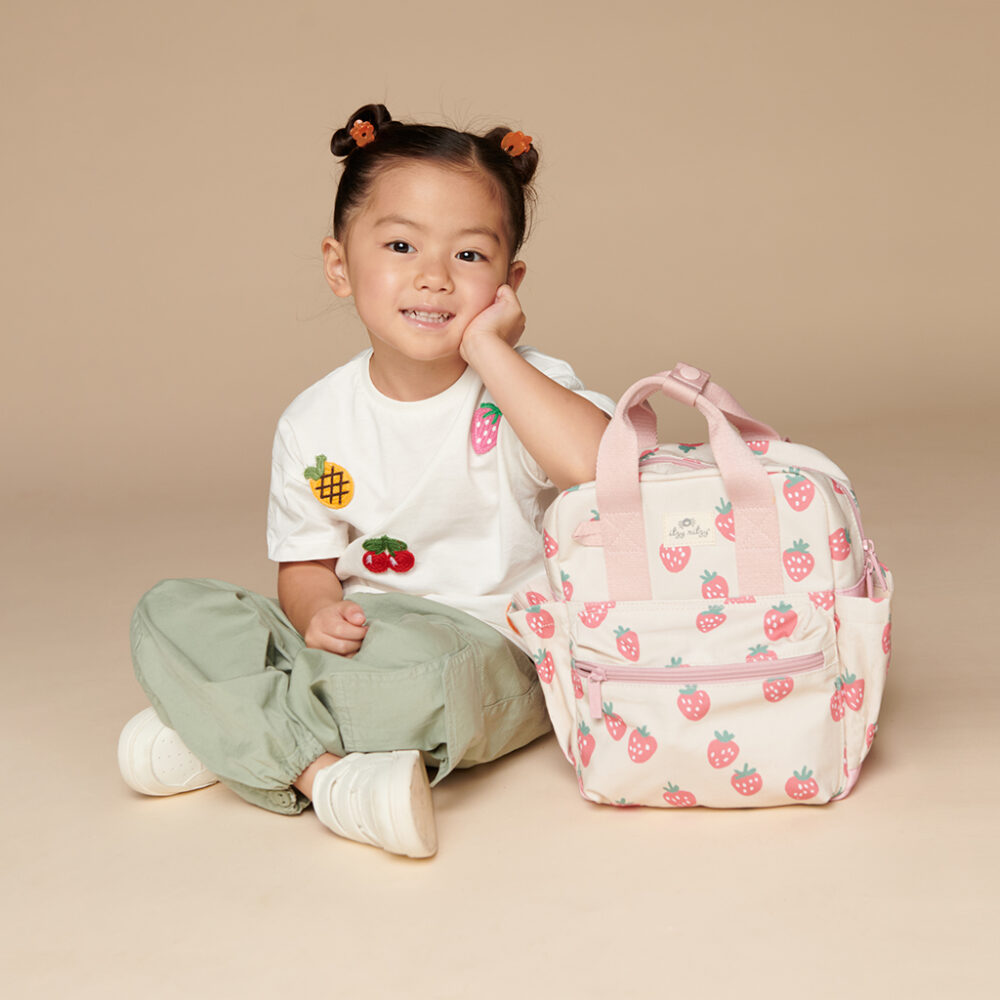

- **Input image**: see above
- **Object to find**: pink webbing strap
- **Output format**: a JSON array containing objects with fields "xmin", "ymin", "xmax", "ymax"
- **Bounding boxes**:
[
  {"xmin": 623, "ymin": 365, "xmax": 784, "ymax": 445},
  {"xmin": 595, "ymin": 363, "xmax": 785, "ymax": 600}
]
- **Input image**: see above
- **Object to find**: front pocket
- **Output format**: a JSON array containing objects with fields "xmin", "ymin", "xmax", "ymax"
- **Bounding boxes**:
[{"xmin": 565, "ymin": 596, "xmax": 846, "ymax": 807}]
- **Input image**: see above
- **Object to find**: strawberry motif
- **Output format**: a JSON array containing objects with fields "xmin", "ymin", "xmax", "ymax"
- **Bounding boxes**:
[
  {"xmin": 762, "ymin": 676, "xmax": 794, "ymax": 702},
  {"xmin": 659, "ymin": 545, "xmax": 691, "ymax": 573},
  {"xmin": 677, "ymin": 684, "xmax": 711, "ymax": 720},
  {"xmin": 830, "ymin": 683, "xmax": 845, "ymax": 721},
  {"xmin": 782, "ymin": 540, "xmax": 815, "ymax": 582},
  {"xmin": 839, "ymin": 673, "xmax": 865, "ymax": 712},
  {"xmin": 784, "ymin": 766, "xmax": 819, "ymax": 800},
  {"xmin": 809, "ymin": 590, "xmax": 835, "ymax": 611},
  {"xmin": 731, "ymin": 763, "xmax": 762, "ymax": 796},
  {"xmin": 615, "ymin": 626, "xmax": 640, "ymax": 661},
  {"xmin": 363, "ymin": 536, "xmax": 414, "ymax": 574},
  {"xmin": 829, "ymin": 527, "xmax": 851, "ymax": 560},
  {"xmin": 782, "ymin": 468, "xmax": 815, "ymax": 511},
  {"xmin": 543, "ymin": 531, "xmax": 558, "ymax": 558},
  {"xmin": 746, "ymin": 439, "xmax": 770, "ymax": 455},
  {"xmin": 763, "ymin": 603, "xmax": 798, "ymax": 641},
  {"xmin": 866, "ymin": 723, "xmax": 877, "ymax": 748},
  {"xmin": 602, "ymin": 703, "xmax": 627, "ymax": 741},
  {"xmin": 746, "ymin": 644, "xmax": 778, "ymax": 662},
  {"xmin": 578, "ymin": 602, "xmax": 615, "ymax": 628},
  {"xmin": 561, "ymin": 571, "xmax": 573, "ymax": 600},
  {"xmin": 525, "ymin": 605, "xmax": 555, "ymax": 639},
  {"xmin": 662, "ymin": 782, "xmax": 697, "ymax": 807},
  {"xmin": 882, "ymin": 621, "xmax": 892, "ymax": 656},
  {"xmin": 678, "ymin": 443, "xmax": 704, "ymax": 453},
  {"xmin": 533, "ymin": 649, "xmax": 554, "ymax": 684},
  {"xmin": 627, "ymin": 726, "xmax": 657, "ymax": 763},
  {"xmin": 715, "ymin": 500, "xmax": 736, "ymax": 541},
  {"xmin": 526, "ymin": 590, "xmax": 548, "ymax": 606},
  {"xmin": 470, "ymin": 403, "xmax": 502, "ymax": 454},
  {"xmin": 701, "ymin": 570, "xmax": 729, "ymax": 600},
  {"xmin": 696, "ymin": 606, "xmax": 727, "ymax": 633},
  {"xmin": 577, "ymin": 722, "xmax": 596, "ymax": 767},
  {"xmin": 571, "ymin": 667, "xmax": 584, "ymax": 699},
  {"xmin": 707, "ymin": 731, "xmax": 739, "ymax": 769}
]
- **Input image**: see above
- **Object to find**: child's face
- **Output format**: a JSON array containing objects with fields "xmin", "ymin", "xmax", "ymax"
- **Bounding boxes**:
[{"xmin": 323, "ymin": 161, "xmax": 525, "ymax": 371}]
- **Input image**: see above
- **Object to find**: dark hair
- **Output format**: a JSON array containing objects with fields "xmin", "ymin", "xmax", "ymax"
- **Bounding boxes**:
[{"xmin": 330, "ymin": 104, "xmax": 539, "ymax": 257}]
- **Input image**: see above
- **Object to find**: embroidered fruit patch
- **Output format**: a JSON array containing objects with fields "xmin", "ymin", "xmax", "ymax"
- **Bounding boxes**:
[
  {"xmin": 470, "ymin": 403, "xmax": 502, "ymax": 454},
  {"xmin": 304, "ymin": 455, "xmax": 354, "ymax": 510},
  {"xmin": 362, "ymin": 536, "xmax": 415, "ymax": 574}
]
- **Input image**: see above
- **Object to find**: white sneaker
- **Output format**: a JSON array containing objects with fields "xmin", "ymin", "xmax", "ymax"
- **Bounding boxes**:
[
  {"xmin": 118, "ymin": 707, "xmax": 218, "ymax": 796},
  {"xmin": 311, "ymin": 751, "xmax": 437, "ymax": 858}
]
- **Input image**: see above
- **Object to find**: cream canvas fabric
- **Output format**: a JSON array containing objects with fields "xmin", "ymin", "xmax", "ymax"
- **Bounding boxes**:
[{"xmin": 508, "ymin": 363, "xmax": 893, "ymax": 808}]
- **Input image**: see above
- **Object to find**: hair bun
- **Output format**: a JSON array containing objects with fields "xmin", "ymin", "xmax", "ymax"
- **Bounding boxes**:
[
  {"xmin": 483, "ymin": 126, "xmax": 539, "ymax": 185},
  {"xmin": 331, "ymin": 103, "xmax": 393, "ymax": 157}
]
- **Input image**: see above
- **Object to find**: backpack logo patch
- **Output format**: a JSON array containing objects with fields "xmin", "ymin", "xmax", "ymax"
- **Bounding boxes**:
[{"xmin": 664, "ymin": 511, "xmax": 715, "ymax": 547}]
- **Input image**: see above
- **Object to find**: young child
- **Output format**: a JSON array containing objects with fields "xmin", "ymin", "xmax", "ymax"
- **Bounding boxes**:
[{"xmin": 118, "ymin": 103, "xmax": 615, "ymax": 858}]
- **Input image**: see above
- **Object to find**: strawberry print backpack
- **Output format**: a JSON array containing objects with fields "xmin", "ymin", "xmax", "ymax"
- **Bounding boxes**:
[{"xmin": 507, "ymin": 363, "xmax": 893, "ymax": 808}]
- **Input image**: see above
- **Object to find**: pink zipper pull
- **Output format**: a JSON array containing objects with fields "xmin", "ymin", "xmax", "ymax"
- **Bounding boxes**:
[
  {"xmin": 862, "ymin": 538, "xmax": 887, "ymax": 592},
  {"xmin": 588, "ymin": 668, "xmax": 606, "ymax": 720}
]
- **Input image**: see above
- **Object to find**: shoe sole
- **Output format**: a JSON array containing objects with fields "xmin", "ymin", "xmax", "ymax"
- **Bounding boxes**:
[
  {"xmin": 387, "ymin": 751, "xmax": 438, "ymax": 859},
  {"xmin": 118, "ymin": 708, "xmax": 218, "ymax": 796}
]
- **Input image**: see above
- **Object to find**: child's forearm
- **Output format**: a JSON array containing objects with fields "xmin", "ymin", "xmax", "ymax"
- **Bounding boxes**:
[
  {"xmin": 462, "ymin": 334, "xmax": 610, "ymax": 490},
  {"xmin": 278, "ymin": 559, "xmax": 345, "ymax": 634}
]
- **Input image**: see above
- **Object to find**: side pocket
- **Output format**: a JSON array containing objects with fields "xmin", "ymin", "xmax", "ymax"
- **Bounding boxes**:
[
  {"xmin": 833, "ymin": 570, "xmax": 893, "ymax": 795},
  {"xmin": 507, "ymin": 591, "xmax": 576, "ymax": 767}
]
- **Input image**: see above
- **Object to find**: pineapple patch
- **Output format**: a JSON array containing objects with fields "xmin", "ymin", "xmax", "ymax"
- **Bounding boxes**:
[{"xmin": 304, "ymin": 455, "xmax": 354, "ymax": 510}]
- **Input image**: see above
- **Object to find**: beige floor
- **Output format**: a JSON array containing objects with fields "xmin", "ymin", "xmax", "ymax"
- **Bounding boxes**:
[{"xmin": 2, "ymin": 410, "xmax": 996, "ymax": 999}]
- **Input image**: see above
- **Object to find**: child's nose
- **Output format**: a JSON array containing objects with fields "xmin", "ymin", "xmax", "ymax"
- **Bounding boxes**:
[{"xmin": 414, "ymin": 255, "xmax": 454, "ymax": 293}]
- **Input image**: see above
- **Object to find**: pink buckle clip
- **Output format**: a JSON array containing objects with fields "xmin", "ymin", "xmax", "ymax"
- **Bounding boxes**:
[{"xmin": 665, "ymin": 363, "xmax": 711, "ymax": 406}]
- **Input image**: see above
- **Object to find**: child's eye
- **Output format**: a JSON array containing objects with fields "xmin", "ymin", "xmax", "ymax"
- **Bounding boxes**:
[
  {"xmin": 388, "ymin": 241, "xmax": 415, "ymax": 254},
  {"xmin": 456, "ymin": 250, "xmax": 486, "ymax": 262}
]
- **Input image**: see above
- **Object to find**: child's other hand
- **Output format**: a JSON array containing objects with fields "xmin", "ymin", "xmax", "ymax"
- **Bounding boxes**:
[
  {"xmin": 460, "ymin": 284, "xmax": 525, "ymax": 361},
  {"xmin": 303, "ymin": 600, "xmax": 368, "ymax": 656}
]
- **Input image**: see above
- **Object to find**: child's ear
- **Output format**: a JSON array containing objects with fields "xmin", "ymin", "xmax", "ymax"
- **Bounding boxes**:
[
  {"xmin": 322, "ymin": 238, "xmax": 352, "ymax": 298},
  {"xmin": 507, "ymin": 259, "xmax": 527, "ymax": 292}
]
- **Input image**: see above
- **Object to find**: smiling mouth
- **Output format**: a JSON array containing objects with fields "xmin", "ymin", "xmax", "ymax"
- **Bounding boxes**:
[{"xmin": 402, "ymin": 309, "xmax": 454, "ymax": 325}]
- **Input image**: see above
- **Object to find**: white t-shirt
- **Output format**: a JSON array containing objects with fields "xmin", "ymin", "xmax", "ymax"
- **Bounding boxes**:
[{"xmin": 267, "ymin": 346, "xmax": 615, "ymax": 646}]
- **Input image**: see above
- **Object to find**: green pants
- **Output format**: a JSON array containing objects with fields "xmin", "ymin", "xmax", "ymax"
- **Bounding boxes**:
[{"xmin": 130, "ymin": 579, "xmax": 550, "ymax": 814}]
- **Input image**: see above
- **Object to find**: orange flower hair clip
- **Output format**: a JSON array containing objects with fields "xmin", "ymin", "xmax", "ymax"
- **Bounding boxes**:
[
  {"xmin": 501, "ymin": 130, "xmax": 532, "ymax": 157},
  {"xmin": 349, "ymin": 119, "xmax": 376, "ymax": 147}
]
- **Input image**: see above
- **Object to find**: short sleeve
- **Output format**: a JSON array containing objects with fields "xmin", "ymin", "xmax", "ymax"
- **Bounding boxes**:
[
  {"xmin": 506, "ymin": 346, "xmax": 617, "ymax": 487},
  {"xmin": 266, "ymin": 415, "xmax": 350, "ymax": 562},
  {"xmin": 517, "ymin": 346, "xmax": 617, "ymax": 418}
]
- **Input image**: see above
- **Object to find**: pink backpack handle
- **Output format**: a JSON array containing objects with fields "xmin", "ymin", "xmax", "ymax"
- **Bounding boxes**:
[{"xmin": 595, "ymin": 363, "xmax": 785, "ymax": 600}]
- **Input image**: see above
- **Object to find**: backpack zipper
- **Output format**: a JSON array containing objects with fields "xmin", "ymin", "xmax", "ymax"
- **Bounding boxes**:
[{"xmin": 573, "ymin": 652, "xmax": 826, "ymax": 720}]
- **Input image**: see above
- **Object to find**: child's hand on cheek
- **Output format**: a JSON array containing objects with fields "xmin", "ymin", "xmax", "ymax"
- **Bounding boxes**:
[{"xmin": 459, "ymin": 285, "xmax": 526, "ymax": 362}]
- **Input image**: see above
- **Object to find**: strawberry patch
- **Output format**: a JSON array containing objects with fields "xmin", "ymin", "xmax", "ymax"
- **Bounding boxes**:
[{"xmin": 470, "ymin": 403, "xmax": 502, "ymax": 454}]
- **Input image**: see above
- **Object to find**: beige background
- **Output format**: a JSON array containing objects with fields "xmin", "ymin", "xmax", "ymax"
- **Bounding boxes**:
[{"xmin": 2, "ymin": 1, "xmax": 998, "ymax": 997}]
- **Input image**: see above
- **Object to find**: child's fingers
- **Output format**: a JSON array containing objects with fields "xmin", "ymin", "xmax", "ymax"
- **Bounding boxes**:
[
  {"xmin": 304, "ymin": 602, "xmax": 368, "ymax": 653},
  {"xmin": 340, "ymin": 600, "xmax": 368, "ymax": 626}
]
